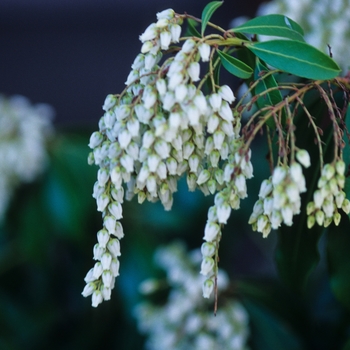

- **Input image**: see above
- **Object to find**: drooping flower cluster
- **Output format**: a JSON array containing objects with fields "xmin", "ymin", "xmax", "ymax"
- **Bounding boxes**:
[
  {"xmin": 134, "ymin": 241, "xmax": 250, "ymax": 350},
  {"xmin": 0, "ymin": 94, "xmax": 54, "ymax": 222},
  {"xmin": 307, "ymin": 161, "xmax": 350, "ymax": 228},
  {"xmin": 83, "ymin": 8, "xmax": 251, "ymax": 305},
  {"xmin": 257, "ymin": 0, "xmax": 350, "ymax": 73},
  {"xmin": 249, "ymin": 150, "xmax": 309, "ymax": 237}
]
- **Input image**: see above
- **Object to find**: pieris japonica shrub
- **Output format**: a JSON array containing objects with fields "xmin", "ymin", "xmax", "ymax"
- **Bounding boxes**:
[{"xmin": 82, "ymin": 1, "xmax": 350, "ymax": 311}]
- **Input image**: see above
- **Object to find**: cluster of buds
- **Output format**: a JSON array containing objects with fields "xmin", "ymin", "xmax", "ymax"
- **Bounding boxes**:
[
  {"xmin": 0, "ymin": 94, "xmax": 53, "ymax": 222},
  {"xmin": 83, "ymin": 8, "xmax": 251, "ymax": 306},
  {"xmin": 307, "ymin": 160, "xmax": 350, "ymax": 228},
  {"xmin": 134, "ymin": 241, "xmax": 250, "ymax": 350},
  {"xmin": 249, "ymin": 150, "xmax": 310, "ymax": 237}
]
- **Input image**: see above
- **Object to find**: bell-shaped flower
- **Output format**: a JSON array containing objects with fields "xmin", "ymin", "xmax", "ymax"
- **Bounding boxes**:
[
  {"xmin": 156, "ymin": 8, "xmax": 174, "ymax": 20},
  {"xmin": 188, "ymin": 62, "xmax": 200, "ymax": 82},
  {"xmin": 156, "ymin": 79, "xmax": 167, "ymax": 97},
  {"xmin": 203, "ymin": 221, "xmax": 220, "ymax": 241},
  {"xmin": 97, "ymin": 193, "xmax": 109, "ymax": 212},
  {"xmin": 170, "ymin": 24, "xmax": 181, "ymax": 43},
  {"xmin": 89, "ymin": 131, "xmax": 103, "ymax": 149},
  {"xmin": 101, "ymin": 252, "xmax": 112, "ymax": 270},
  {"xmin": 102, "ymin": 271, "xmax": 113, "ymax": 288},
  {"xmin": 139, "ymin": 23, "xmax": 157, "ymax": 42},
  {"xmin": 217, "ymin": 203, "xmax": 231, "ymax": 224},
  {"xmin": 97, "ymin": 229, "xmax": 110, "ymax": 248},
  {"xmin": 82, "ymin": 282, "xmax": 96, "ymax": 297},
  {"xmin": 175, "ymin": 84, "xmax": 187, "ymax": 102},
  {"xmin": 296, "ymin": 149, "xmax": 311, "ymax": 168},
  {"xmin": 125, "ymin": 69, "xmax": 139, "ymax": 85},
  {"xmin": 209, "ymin": 93, "xmax": 222, "ymax": 111},
  {"xmin": 110, "ymin": 258, "xmax": 120, "ymax": 277},
  {"xmin": 131, "ymin": 53, "xmax": 145, "ymax": 70},
  {"xmin": 101, "ymin": 285, "xmax": 112, "ymax": 301},
  {"xmin": 160, "ymin": 31, "xmax": 172, "ymax": 50},
  {"xmin": 218, "ymin": 85, "xmax": 235, "ymax": 104},
  {"xmin": 200, "ymin": 257, "xmax": 215, "ymax": 276},
  {"xmin": 93, "ymin": 262, "xmax": 103, "ymax": 279},
  {"xmin": 199, "ymin": 43, "xmax": 211, "ymax": 62},
  {"xmin": 91, "ymin": 290, "xmax": 103, "ymax": 308},
  {"xmin": 93, "ymin": 243, "xmax": 105, "ymax": 260},
  {"xmin": 107, "ymin": 238, "xmax": 121, "ymax": 257},
  {"xmin": 182, "ymin": 39, "xmax": 196, "ymax": 53},
  {"xmin": 104, "ymin": 215, "xmax": 116, "ymax": 235},
  {"xmin": 108, "ymin": 201, "xmax": 123, "ymax": 220}
]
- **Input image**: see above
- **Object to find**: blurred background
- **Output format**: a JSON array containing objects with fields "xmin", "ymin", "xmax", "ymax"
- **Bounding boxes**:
[{"xmin": 1, "ymin": 0, "xmax": 350, "ymax": 349}]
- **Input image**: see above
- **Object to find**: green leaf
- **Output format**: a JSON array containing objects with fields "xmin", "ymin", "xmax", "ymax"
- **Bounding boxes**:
[
  {"xmin": 247, "ymin": 40, "xmax": 341, "ymax": 80},
  {"xmin": 254, "ymin": 58, "xmax": 285, "ymax": 127},
  {"xmin": 185, "ymin": 18, "xmax": 201, "ymax": 38},
  {"xmin": 328, "ymin": 215, "xmax": 350, "ymax": 311},
  {"xmin": 217, "ymin": 50, "xmax": 253, "ymax": 79},
  {"xmin": 232, "ymin": 14, "xmax": 305, "ymax": 42},
  {"xmin": 201, "ymin": 1, "xmax": 223, "ymax": 36}
]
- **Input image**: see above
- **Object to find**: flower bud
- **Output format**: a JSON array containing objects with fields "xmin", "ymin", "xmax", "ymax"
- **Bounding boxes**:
[
  {"xmin": 296, "ymin": 149, "xmax": 311, "ymax": 168},
  {"xmin": 182, "ymin": 39, "xmax": 196, "ymax": 53},
  {"xmin": 107, "ymin": 239, "xmax": 121, "ymax": 257},
  {"xmin": 188, "ymin": 62, "xmax": 200, "ymax": 82},
  {"xmin": 197, "ymin": 169, "xmax": 211, "ymax": 185},
  {"xmin": 336, "ymin": 160, "xmax": 346, "ymax": 176},
  {"xmin": 202, "ymin": 278, "xmax": 214, "ymax": 298},
  {"xmin": 322, "ymin": 163, "xmax": 335, "ymax": 180},
  {"xmin": 160, "ymin": 31, "xmax": 172, "ymax": 50},
  {"xmin": 97, "ymin": 229, "xmax": 110, "ymax": 248},
  {"xmin": 89, "ymin": 131, "xmax": 103, "ymax": 149},
  {"xmin": 82, "ymin": 282, "xmax": 96, "ymax": 297},
  {"xmin": 91, "ymin": 290, "xmax": 103, "ymax": 307},
  {"xmin": 217, "ymin": 203, "xmax": 231, "ymax": 224},
  {"xmin": 200, "ymin": 257, "xmax": 215, "ymax": 276},
  {"xmin": 315, "ymin": 210, "xmax": 324, "ymax": 226},
  {"xmin": 219, "ymin": 85, "xmax": 235, "ymax": 104},
  {"xmin": 307, "ymin": 215, "xmax": 315, "ymax": 229},
  {"xmin": 204, "ymin": 221, "xmax": 220, "ymax": 242},
  {"xmin": 170, "ymin": 24, "xmax": 181, "ymax": 42},
  {"xmin": 93, "ymin": 262, "xmax": 103, "ymax": 279},
  {"xmin": 199, "ymin": 43, "xmax": 211, "ymax": 62}
]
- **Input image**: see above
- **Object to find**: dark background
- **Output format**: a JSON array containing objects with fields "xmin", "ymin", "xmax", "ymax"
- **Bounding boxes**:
[{"xmin": 0, "ymin": 0, "xmax": 264, "ymax": 127}]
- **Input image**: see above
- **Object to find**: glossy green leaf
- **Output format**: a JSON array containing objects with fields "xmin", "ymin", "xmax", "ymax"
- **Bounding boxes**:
[
  {"xmin": 254, "ymin": 58, "xmax": 285, "ymax": 127},
  {"xmin": 201, "ymin": 1, "xmax": 223, "ymax": 36},
  {"xmin": 328, "ymin": 215, "xmax": 350, "ymax": 311},
  {"xmin": 217, "ymin": 50, "xmax": 253, "ymax": 79},
  {"xmin": 247, "ymin": 40, "xmax": 341, "ymax": 80},
  {"xmin": 232, "ymin": 14, "xmax": 305, "ymax": 42},
  {"xmin": 185, "ymin": 18, "xmax": 201, "ymax": 38}
]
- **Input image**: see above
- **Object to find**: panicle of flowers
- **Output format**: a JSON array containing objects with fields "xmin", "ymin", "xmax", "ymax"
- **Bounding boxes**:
[
  {"xmin": 249, "ymin": 150, "xmax": 309, "ymax": 238},
  {"xmin": 83, "ymin": 8, "xmax": 248, "ymax": 306},
  {"xmin": 0, "ymin": 94, "xmax": 54, "ymax": 222},
  {"xmin": 134, "ymin": 241, "xmax": 250, "ymax": 350},
  {"xmin": 201, "ymin": 139, "xmax": 253, "ymax": 297},
  {"xmin": 306, "ymin": 160, "xmax": 350, "ymax": 228}
]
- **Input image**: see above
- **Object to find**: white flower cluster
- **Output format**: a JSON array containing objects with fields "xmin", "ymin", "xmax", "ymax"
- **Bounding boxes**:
[
  {"xmin": 0, "ymin": 94, "xmax": 53, "ymax": 222},
  {"xmin": 83, "ymin": 8, "xmax": 249, "ymax": 305},
  {"xmin": 307, "ymin": 161, "xmax": 350, "ymax": 228},
  {"xmin": 134, "ymin": 241, "xmax": 250, "ymax": 350},
  {"xmin": 257, "ymin": 0, "xmax": 350, "ymax": 73},
  {"xmin": 249, "ymin": 150, "xmax": 310, "ymax": 237},
  {"xmin": 201, "ymin": 142, "xmax": 253, "ymax": 296}
]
